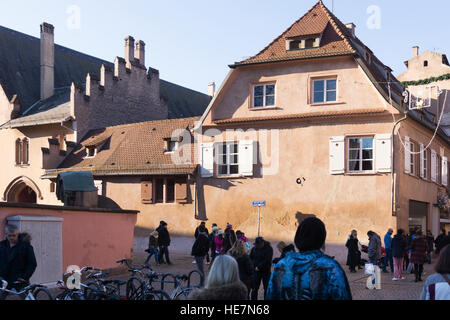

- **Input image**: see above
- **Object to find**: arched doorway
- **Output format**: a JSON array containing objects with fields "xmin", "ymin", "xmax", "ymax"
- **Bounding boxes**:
[{"xmin": 3, "ymin": 176, "xmax": 43, "ymax": 204}]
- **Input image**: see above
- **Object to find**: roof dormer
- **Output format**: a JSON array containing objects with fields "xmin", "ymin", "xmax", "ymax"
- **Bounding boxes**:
[{"xmin": 286, "ymin": 34, "xmax": 322, "ymax": 52}]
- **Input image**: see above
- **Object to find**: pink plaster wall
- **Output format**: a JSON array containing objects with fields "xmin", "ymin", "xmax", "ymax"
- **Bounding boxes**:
[{"xmin": 0, "ymin": 204, "xmax": 137, "ymax": 271}]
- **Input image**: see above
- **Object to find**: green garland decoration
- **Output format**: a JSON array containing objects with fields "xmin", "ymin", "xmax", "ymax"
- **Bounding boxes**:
[{"xmin": 402, "ymin": 73, "xmax": 450, "ymax": 86}]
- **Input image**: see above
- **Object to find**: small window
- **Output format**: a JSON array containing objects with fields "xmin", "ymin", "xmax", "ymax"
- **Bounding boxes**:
[
  {"xmin": 313, "ymin": 79, "xmax": 337, "ymax": 104},
  {"xmin": 165, "ymin": 140, "xmax": 178, "ymax": 152},
  {"xmin": 305, "ymin": 38, "xmax": 315, "ymax": 48},
  {"xmin": 15, "ymin": 139, "xmax": 22, "ymax": 165},
  {"xmin": 22, "ymin": 138, "xmax": 29, "ymax": 165},
  {"xmin": 253, "ymin": 84, "xmax": 275, "ymax": 108},
  {"xmin": 424, "ymin": 60, "xmax": 428, "ymax": 67},
  {"xmin": 348, "ymin": 137, "xmax": 374, "ymax": 172},
  {"xmin": 289, "ymin": 40, "xmax": 301, "ymax": 50},
  {"xmin": 218, "ymin": 143, "xmax": 239, "ymax": 176},
  {"xmin": 86, "ymin": 146, "xmax": 96, "ymax": 158}
]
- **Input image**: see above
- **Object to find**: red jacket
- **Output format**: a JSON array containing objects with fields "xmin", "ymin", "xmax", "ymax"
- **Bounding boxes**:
[{"xmin": 411, "ymin": 236, "xmax": 428, "ymax": 265}]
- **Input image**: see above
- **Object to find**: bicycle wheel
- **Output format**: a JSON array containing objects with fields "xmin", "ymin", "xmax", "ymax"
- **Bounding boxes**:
[
  {"xmin": 126, "ymin": 277, "xmax": 144, "ymax": 300},
  {"xmin": 144, "ymin": 289, "xmax": 171, "ymax": 300},
  {"xmin": 84, "ymin": 282, "xmax": 102, "ymax": 300},
  {"xmin": 173, "ymin": 287, "xmax": 196, "ymax": 300},
  {"xmin": 31, "ymin": 287, "xmax": 53, "ymax": 300}
]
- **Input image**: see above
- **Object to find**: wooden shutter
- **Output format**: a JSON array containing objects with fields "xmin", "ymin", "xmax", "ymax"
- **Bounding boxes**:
[
  {"xmin": 329, "ymin": 136, "xmax": 345, "ymax": 175},
  {"xmin": 375, "ymin": 134, "xmax": 392, "ymax": 173},
  {"xmin": 200, "ymin": 143, "xmax": 214, "ymax": 178},
  {"xmin": 141, "ymin": 180, "xmax": 153, "ymax": 204},
  {"xmin": 419, "ymin": 144, "xmax": 425, "ymax": 179},
  {"xmin": 442, "ymin": 157, "xmax": 448, "ymax": 187},
  {"xmin": 239, "ymin": 140, "xmax": 255, "ymax": 177},
  {"xmin": 431, "ymin": 149, "xmax": 437, "ymax": 182},
  {"xmin": 175, "ymin": 179, "xmax": 188, "ymax": 203},
  {"xmin": 404, "ymin": 136, "xmax": 411, "ymax": 174}
]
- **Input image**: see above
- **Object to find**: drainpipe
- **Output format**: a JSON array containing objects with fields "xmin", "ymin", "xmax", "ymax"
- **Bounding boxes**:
[
  {"xmin": 391, "ymin": 112, "xmax": 408, "ymax": 215},
  {"xmin": 193, "ymin": 177, "xmax": 197, "ymax": 220}
]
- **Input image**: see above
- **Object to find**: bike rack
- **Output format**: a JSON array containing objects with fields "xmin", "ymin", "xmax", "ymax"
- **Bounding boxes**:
[{"xmin": 187, "ymin": 270, "xmax": 203, "ymax": 288}]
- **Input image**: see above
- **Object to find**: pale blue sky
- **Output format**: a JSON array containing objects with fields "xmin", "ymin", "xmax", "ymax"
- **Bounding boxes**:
[{"xmin": 1, "ymin": 0, "xmax": 449, "ymax": 94}]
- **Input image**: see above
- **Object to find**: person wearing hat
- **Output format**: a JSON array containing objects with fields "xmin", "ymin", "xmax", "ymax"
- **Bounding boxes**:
[
  {"xmin": 144, "ymin": 231, "xmax": 159, "ymax": 266},
  {"xmin": 266, "ymin": 217, "xmax": 352, "ymax": 300},
  {"xmin": 193, "ymin": 222, "xmax": 210, "ymax": 265},
  {"xmin": 249, "ymin": 237, "xmax": 273, "ymax": 300},
  {"xmin": 214, "ymin": 229, "xmax": 225, "ymax": 256},
  {"xmin": 223, "ymin": 223, "xmax": 237, "ymax": 254},
  {"xmin": 156, "ymin": 221, "xmax": 172, "ymax": 265},
  {"xmin": 191, "ymin": 231, "xmax": 210, "ymax": 287},
  {"xmin": 209, "ymin": 225, "xmax": 219, "ymax": 264},
  {"xmin": 236, "ymin": 230, "xmax": 251, "ymax": 254},
  {"xmin": 272, "ymin": 241, "xmax": 296, "ymax": 265}
]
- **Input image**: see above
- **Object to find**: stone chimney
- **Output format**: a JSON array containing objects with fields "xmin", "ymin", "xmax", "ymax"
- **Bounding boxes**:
[
  {"xmin": 135, "ymin": 40, "xmax": 146, "ymax": 67},
  {"xmin": 124, "ymin": 36, "xmax": 135, "ymax": 68},
  {"xmin": 40, "ymin": 22, "xmax": 55, "ymax": 101},
  {"xmin": 345, "ymin": 23, "xmax": 356, "ymax": 38},
  {"xmin": 208, "ymin": 82, "xmax": 216, "ymax": 97},
  {"xmin": 412, "ymin": 46, "xmax": 419, "ymax": 58}
]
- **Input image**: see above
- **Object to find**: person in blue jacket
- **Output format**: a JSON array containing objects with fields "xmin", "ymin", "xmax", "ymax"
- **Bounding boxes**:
[
  {"xmin": 266, "ymin": 217, "xmax": 352, "ymax": 300},
  {"xmin": 383, "ymin": 228, "xmax": 394, "ymax": 273}
]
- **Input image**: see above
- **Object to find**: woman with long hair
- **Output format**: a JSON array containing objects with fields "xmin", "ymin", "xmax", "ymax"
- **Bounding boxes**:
[{"xmin": 229, "ymin": 240, "xmax": 254, "ymax": 299}]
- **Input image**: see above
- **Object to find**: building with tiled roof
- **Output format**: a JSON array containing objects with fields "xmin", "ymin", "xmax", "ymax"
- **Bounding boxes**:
[{"xmin": 0, "ymin": 22, "xmax": 211, "ymax": 208}]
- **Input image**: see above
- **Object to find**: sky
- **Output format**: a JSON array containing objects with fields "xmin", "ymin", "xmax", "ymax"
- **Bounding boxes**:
[{"xmin": 0, "ymin": 0, "xmax": 449, "ymax": 94}]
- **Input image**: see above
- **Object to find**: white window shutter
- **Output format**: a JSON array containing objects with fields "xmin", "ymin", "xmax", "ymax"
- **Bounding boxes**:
[
  {"xmin": 375, "ymin": 134, "xmax": 392, "ymax": 173},
  {"xmin": 200, "ymin": 143, "xmax": 214, "ymax": 178},
  {"xmin": 431, "ymin": 149, "xmax": 437, "ymax": 182},
  {"xmin": 404, "ymin": 136, "xmax": 411, "ymax": 174},
  {"xmin": 239, "ymin": 140, "xmax": 255, "ymax": 177},
  {"xmin": 329, "ymin": 136, "xmax": 345, "ymax": 175},
  {"xmin": 442, "ymin": 156, "xmax": 448, "ymax": 186},
  {"xmin": 420, "ymin": 144, "xmax": 425, "ymax": 179}
]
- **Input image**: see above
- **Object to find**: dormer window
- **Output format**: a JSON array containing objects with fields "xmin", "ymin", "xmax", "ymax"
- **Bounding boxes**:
[
  {"xmin": 164, "ymin": 139, "xmax": 178, "ymax": 153},
  {"xmin": 86, "ymin": 146, "xmax": 97, "ymax": 158},
  {"xmin": 286, "ymin": 36, "xmax": 321, "ymax": 51}
]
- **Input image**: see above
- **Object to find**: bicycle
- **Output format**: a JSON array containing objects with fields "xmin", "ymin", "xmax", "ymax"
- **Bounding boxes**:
[
  {"xmin": 117, "ymin": 259, "xmax": 167, "ymax": 300},
  {"xmin": 55, "ymin": 265, "xmax": 100, "ymax": 300},
  {"xmin": 156, "ymin": 270, "xmax": 203, "ymax": 300},
  {"xmin": 0, "ymin": 278, "xmax": 53, "ymax": 300},
  {"xmin": 83, "ymin": 269, "xmax": 126, "ymax": 300}
]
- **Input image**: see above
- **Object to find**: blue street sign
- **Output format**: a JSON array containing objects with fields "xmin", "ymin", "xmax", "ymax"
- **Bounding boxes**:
[{"xmin": 252, "ymin": 201, "xmax": 266, "ymax": 207}]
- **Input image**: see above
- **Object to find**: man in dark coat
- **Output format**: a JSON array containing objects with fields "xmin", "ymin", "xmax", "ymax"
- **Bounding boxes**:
[
  {"xmin": 156, "ymin": 221, "xmax": 172, "ymax": 265},
  {"xmin": 0, "ymin": 225, "xmax": 37, "ymax": 296},
  {"xmin": 191, "ymin": 231, "xmax": 210, "ymax": 287},
  {"xmin": 435, "ymin": 229, "xmax": 448, "ymax": 254},
  {"xmin": 410, "ymin": 230, "xmax": 428, "ymax": 282},
  {"xmin": 249, "ymin": 237, "xmax": 273, "ymax": 300},
  {"xmin": 391, "ymin": 229, "xmax": 408, "ymax": 280}
]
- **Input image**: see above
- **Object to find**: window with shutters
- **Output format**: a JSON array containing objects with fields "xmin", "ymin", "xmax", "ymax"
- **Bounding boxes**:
[
  {"xmin": 142, "ymin": 177, "xmax": 188, "ymax": 204},
  {"xmin": 155, "ymin": 178, "xmax": 164, "ymax": 203},
  {"xmin": 409, "ymin": 142, "xmax": 416, "ymax": 176},
  {"xmin": 437, "ymin": 155, "xmax": 442, "ymax": 185},
  {"xmin": 423, "ymin": 149, "xmax": 428, "ymax": 180},
  {"xmin": 166, "ymin": 179, "xmax": 175, "ymax": 203},
  {"xmin": 217, "ymin": 143, "xmax": 239, "ymax": 176},
  {"xmin": 348, "ymin": 137, "xmax": 374, "ymax": 172}
]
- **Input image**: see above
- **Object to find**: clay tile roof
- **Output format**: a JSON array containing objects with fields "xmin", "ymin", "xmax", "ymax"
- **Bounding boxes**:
[
  {"xmin": 233, "ymin": 1, "xmax": 356, "ymax": 67},
  {"xmin": 53, "ymin": 117, "xmax": 200, "ymax": 177}
]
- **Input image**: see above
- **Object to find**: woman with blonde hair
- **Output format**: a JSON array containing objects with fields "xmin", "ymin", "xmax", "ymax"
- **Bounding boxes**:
[
  {"xmin": 345, "ymin": 230, "xmax": 361, "ymax": 273},
  {"xmin": 229, "ymin": 240, "xmax": 254, "ymax": 299},
  {"xmin": 189, "ymin": 254, "xmax": 248, "ymax": 300}
]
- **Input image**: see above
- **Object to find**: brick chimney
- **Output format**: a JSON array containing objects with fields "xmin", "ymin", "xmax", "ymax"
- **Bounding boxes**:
[
  {"xmin": 412, "ymin": 46, "xmax": 419, "ymax": 58},
  {"xmin": 124, "ymin": 36, "xmax": 135, "ymax": 68},
  {"xmin": 208, "ymin": 82, "xmax": 216, "ymax": 97},
  {"xmin": 135, "ymin": 40, "xmax": 146, "ymax": 67},
  {"xmin": 40, "ymin": 22, "xmax": 55, "ymax": 101},
  {"xmin": 345, "ymin": 23, "xmax": 356, "ymax": 38}
]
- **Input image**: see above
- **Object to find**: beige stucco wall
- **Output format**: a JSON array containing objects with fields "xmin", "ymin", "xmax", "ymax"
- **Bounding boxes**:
[
  {"xmin": 0, "ymin": 124, "xmax": 74, "ymax": 205},
  {"xmin": 398, "ymin": 51, "xmax": 450, "ymax": 82}
]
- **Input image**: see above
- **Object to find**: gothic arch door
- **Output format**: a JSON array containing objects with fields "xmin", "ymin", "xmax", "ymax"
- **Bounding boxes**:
[{"xmin": 4, "ymin": 176, "xmax": 42, "ymax": 204}]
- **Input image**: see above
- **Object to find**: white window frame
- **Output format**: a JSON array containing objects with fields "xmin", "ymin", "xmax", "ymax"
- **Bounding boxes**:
[
  {"xmin": 312, "ymin": 78, "xmax": 337, "ymax": 104},
  {"xmin": 85, "ymin": 146, "xmax": 97, "ymax": 159},
  {"xmin": 423, "ymin": 149, "xmax": 428, "ymax": 179},
  {"xmin": 410, "ymin": 142, "xmax": 415, "ymax": 175},
  {"xmin": 252, "ymin": 84, "xmax": 276, "ymax": 108},
  {"xmin": 217, "ymin": 142, "xmax": 239, "ymax": 177},
  {"xmin": 347, "ymin": 137, "xmax": 374, "ymax": 173}
]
